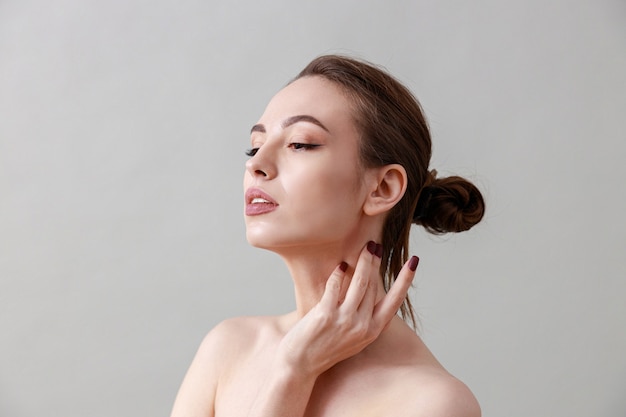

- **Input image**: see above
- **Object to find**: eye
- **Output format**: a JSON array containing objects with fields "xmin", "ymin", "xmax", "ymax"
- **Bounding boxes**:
[
  {"xmin": 245, "ymin": 148, "xmax": 259, "ymax": 157},
  {"xmin": 289, "ymin": 143, "xmax": 321, "ymax": 151}
]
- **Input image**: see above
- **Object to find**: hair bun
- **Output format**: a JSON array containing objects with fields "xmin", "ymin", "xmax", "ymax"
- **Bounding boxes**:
[{"xmin": 413, "ymin": 173, "xmax": 485, "ymax": 234}]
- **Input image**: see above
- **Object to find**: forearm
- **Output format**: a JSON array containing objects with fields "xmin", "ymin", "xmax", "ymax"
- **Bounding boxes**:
[{"xmin": 247, "ymin": 365, "xmax": 318, "ymax": 417}]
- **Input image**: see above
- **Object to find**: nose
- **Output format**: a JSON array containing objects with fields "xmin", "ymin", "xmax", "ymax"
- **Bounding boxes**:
[{"xmin": 245, "ymin": 147, "xmax": 276, "ymax": 179}]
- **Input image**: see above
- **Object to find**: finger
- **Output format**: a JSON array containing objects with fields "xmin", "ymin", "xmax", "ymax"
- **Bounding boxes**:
[
  {"xmin": 342, "ymin": 241, "xmax": 379, "ymax": 311},
  {"xmin": 337, "ymin": 263, "xmax": 352, "ymax": 304},
  {"xmin": 319, "ymin": 261, "xmax": 348, "ymax": 310},
  {"xmin": 358, "ymin": 243, "xmax": 383, "ymax": 314},
  {"xmin": 373, "ymin": 256, "xmax": 419, "ymax": 327}
]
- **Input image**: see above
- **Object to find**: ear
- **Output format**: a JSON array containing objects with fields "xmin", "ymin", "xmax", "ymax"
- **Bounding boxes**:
[{"xmin": 363, "ymin": 164, "xmax": 407, "ymax": 216}]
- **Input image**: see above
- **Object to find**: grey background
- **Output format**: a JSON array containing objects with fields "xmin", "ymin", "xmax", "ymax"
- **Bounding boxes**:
[{"xmin": 1, "ymin": 1, "xmax": 625, "ymax": 416}]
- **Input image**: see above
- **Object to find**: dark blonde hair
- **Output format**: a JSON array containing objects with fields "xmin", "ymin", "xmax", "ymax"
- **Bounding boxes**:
[{"xmin": 295, "ymin": 55, "xmax": 485, "ymax": 328}]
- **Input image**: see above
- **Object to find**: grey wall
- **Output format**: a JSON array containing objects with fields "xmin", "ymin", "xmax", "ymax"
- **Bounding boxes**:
[{"xmin": 1, "ymin": 1, "xmax": 625, "ymax": 416}]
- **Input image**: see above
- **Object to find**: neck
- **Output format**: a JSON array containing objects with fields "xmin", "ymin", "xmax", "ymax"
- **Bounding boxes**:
[{"xmin": 277, "ymin": 239, "xmax": 386, "ymax": 318}]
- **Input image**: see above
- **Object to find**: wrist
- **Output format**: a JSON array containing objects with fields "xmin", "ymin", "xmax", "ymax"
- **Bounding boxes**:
[
  {"xmin": 247, "ymin": 360, "xmax": 319, "ymax": 417},
  {"xmin": 274, "ymin": 357, "xmax": 320, "ymax": 387}
]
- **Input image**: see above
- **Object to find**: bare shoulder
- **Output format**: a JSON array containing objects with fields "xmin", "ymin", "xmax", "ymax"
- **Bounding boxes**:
[
  {"xmin": 170, "ymin": 315, "xmax": 283, "ymax": 417},
  {"xmin": 407, "ymin": 371, "xmax": 481, "ymax": 417},
  {"xmin": 373, "ymin": 321, "xmax": 480, "ymax": 417},
  {"xmin": 198, "ymin": 315, "xmax": 283, "ymax": 362},
  {"xmin": 204, "ymin": 316, "xmax": 272, "ymax": 345}
]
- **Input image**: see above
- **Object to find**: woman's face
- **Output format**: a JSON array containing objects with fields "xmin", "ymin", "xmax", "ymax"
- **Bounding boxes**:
[{"xmin": 244, "ymin": 76, "xmax": 371, "ymax": 252}]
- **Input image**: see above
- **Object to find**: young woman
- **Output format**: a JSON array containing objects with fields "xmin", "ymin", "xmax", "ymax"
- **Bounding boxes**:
[{"xmin": 171, "ymin": 55, "xmax": 485, "ymax": 417}]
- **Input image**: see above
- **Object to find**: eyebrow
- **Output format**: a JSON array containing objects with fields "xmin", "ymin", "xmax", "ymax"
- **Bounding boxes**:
[{"xmin": 250, "ymin": 114, "xmax": 329, "ymax": 134}]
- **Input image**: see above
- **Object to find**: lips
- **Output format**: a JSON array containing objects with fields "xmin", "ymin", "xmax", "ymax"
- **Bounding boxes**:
[{"xmin": 245, "ymin": 188, "xmax": 278, "ymax": 216}]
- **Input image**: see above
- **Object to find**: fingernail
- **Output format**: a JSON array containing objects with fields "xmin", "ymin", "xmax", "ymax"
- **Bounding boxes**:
[
  {"xmin": 339, "ymin": 261, "xmax": 348, "ymax": 272},
  {"xmin": 409, "ymin": 256, "xmax": 419, "ymax": 271},
  {"xmin": 375, "ymin": 243, "xmax": 383, "ymax": 258},
  {"xmin": 367, "ymin": 241, "xmax": 377, "ymax": 255}
]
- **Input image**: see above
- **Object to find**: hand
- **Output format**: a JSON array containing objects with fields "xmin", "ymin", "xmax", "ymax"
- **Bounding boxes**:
[{"xmin": 276, "ymin": 241, "xmax": 419, "ymax": 377}]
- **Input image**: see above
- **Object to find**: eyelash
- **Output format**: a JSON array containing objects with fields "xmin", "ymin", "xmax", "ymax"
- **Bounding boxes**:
[
  {"xmin": 289, "ymin": 143, "xmax": 320, "ymax": 151},
  {"xmin": 245, "ymin": 143, "xmax": 320, "ymax": 157}
]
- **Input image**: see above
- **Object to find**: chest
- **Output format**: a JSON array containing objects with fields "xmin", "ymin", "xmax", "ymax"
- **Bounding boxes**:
[{"xmin": 214, "ymin": 356, "xmax": 406, "ymax": 417}]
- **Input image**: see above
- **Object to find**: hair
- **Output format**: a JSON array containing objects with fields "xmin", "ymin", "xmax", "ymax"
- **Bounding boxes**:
[{"xmin": 295, "ymin": 55, "xmax": 485, "ymax": 328}]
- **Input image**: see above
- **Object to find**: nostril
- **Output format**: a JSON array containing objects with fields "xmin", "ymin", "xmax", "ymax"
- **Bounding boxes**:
[{"xmin": 255, "ymin": 169, "xmax": 267, "ymax": 177}]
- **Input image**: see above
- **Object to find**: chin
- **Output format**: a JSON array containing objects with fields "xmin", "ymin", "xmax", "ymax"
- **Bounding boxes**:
[
  {"xmin": 247, "ymin": 219, "xmax": 363, "ymax": 250},
  {"xmin": 245, "ymin": 228, "xmax": 314, "ymax": 253},
  {"xmin": 245, "ymin": 228, "xmax": 284, "ymax": 250},
  {"xmin": 245, "ymin": 234, "xmax": 268, "ymax": 249}
]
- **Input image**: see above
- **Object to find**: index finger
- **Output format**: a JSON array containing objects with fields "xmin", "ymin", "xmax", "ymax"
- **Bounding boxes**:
[{"xmin": 319, "ymin": 262, "xmax": 349, "ymax": 310}]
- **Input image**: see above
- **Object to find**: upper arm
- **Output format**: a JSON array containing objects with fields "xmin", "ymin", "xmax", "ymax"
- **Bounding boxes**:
[
  {"xmin": 412, "ymin": 377, "xmax": 481, "ymax": 417},
  {"xmin": 169, "ymin": 320, "xmax": 242, "ymax": 417}
]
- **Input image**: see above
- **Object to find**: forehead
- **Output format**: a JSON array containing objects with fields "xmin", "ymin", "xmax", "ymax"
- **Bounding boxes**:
[{"xmin": 259, "ymin": 76, "xmax": 355, "ymax": 131}]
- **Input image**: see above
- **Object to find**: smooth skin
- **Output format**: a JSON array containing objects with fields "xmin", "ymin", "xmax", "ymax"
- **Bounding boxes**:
[{"xmin": 170, "ymin": 77, "xmax": 481, "ymax": 417}]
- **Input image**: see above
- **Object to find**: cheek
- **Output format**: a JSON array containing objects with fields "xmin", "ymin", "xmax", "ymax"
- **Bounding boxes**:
[{"xmin": 284, "ymin": 164, "xmax": 364, "ymax": 222}]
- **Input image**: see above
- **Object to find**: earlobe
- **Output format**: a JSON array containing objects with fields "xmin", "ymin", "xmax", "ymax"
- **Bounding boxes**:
[{"xmin": 363, "ymin": 164, "xmax": 407, "ymax": 216}]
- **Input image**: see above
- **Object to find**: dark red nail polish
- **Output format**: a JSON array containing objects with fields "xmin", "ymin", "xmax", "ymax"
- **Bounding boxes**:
[
  {"xmin": 375, "ymin": 243, "xmax": 383, "ymax": 258},
  {"xmin": 367, "ymin": 241, "xmax": 377, "ymax": 255},
  {"xmin": 409, "ymin": 256, "xmax": 419, "ymax": 271},
  {"xmin": 339, "ymin": 261, "xmax": 348, "ymax": 272}
]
